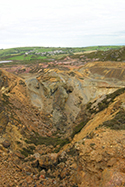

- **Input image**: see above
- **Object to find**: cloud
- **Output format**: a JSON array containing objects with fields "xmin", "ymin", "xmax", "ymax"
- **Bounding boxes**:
[{"xmin": 0, "ymin": 0, "xmax": 125, "ymax": 48}]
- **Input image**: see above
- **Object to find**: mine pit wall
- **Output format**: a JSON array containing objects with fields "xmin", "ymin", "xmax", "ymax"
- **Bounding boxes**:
[{"xmin": 25, "ymin": 71, "xmax": 124, "ymax": 134}]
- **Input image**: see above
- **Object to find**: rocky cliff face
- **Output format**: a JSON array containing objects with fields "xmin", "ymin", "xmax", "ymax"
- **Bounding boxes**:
[
  {"xmin": 0, "ymin": 59, "xmax": 125, "ymax": 186},
  {"xmin": 25, "ymin": 61, "xmax": 125, "ymax": 134}
]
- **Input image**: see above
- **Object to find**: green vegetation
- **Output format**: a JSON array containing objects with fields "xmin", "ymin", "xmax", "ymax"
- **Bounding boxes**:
[
  {"xmin": 67, "ymin": 146, "xmax": 77, "ymax": 156},
  {"xmin": 102, "ymin": 109, "xmax": 125, "ymax": 130},
  {"xmin": 25, "ymin": 131, "xmax": 70, "ymax": 153},
  {"xmin": 20, "ymin": 145, "xmax": 35, "ymax": 157},
  {"xmin": 82, "ymin": 141, "xmax": 85, "ymax": 145}
]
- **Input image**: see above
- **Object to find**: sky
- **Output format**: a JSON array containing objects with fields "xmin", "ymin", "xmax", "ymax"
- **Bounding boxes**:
[{"xmin": 0, "ymin": 0, "xmax": 125, "ymax": 49}]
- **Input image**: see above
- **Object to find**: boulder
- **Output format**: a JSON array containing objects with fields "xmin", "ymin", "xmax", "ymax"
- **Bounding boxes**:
[
  {"xmin": 39, "ymin": 153, "xmax": 58, "ymax": 169},
  {"xmin": 2, "ymin": 140, "xmax": 11, "ymax": 148}
]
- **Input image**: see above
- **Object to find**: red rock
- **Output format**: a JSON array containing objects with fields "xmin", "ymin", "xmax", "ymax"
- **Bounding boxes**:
[{"xmin": 40, "ymin": 174, "xmax": 45, "ymax": 179}]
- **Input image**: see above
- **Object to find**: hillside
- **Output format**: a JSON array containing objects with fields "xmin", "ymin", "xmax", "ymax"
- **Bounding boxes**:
[
  {"xmin": 0, "ymin": 45, "xmax": 123, "ymax": 65},
  {"xmin": 0, "ymin": 46, "xmax": 125, "ymax": 186}
]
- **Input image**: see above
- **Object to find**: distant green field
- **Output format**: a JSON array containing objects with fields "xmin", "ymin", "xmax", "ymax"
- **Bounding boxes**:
[
  {"xmin": 9, "ymin": 55, "xmax": 32, "ymax": 61},
  {"xmin": 9, "ymin": 54, "xmax": 47, "ymax": 61}
]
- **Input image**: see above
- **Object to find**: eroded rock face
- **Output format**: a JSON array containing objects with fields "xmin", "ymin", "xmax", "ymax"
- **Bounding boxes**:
[{"xmin": 25, "ymin": 62, "xmax": 125, "ymax": 133}]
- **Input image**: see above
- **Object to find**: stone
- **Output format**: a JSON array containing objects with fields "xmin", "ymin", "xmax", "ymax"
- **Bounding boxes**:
[
  {"xmin": 15, "ymin": 151, "xmax": 25, "ymax": 159},
  {"xmin": 2, "ymin": 140, "xmax": 11, "ymax": 148},
  {"xmin": 40, "ymin": 169, "xmax": 46, "ymax": 176},
  {"xmin": 33, "ymin": 152, "xmax": 40, "ymax": 159},
  {"xmin": 107, "ymin": 158, "xmax": 117, "ymax": 167},
  {"xmin": 60, "ymin": 167, "xmax": 70, "ymax": 179},
  {"xmin": 39, "ymin": 153, "xmax": 58, "ymax": 169},
  {"xmin": 26, "ymin": 176, "xmax": 33, "ymax": 184},
  {"xmin": 31, "ymin": 159, "xmax": 39, "ymax": 168},
  {"xmin": 39, "ymin": 174, "xmax": 45, "ymax": 179}
]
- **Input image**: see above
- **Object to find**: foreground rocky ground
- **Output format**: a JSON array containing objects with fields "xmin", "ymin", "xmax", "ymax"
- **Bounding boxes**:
[
  {"xmin": 0, "ymin": 125, "xmax": 125, "ymax": 187},
  {"xmin": 0, "ymin": 54, "xmax": 125, "ymax": 186}
]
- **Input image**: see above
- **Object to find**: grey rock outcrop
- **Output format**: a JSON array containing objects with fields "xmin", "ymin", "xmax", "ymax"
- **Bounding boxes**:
[{"xmin": 25, "ymin": 62, "xmax": 125, "ymax": 133}]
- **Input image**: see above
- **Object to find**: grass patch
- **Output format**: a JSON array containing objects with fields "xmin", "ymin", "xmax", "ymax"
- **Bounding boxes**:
[
  {"xmin": 25, "ymin": 131, "xmax": 70, "ymax": 152},
  {"xmin": 102, "ymin": 109, "xmax": 125, "ymax": 130},
  {"xmin": 16, "ymin": 141, "xmax": 22, "ymax": 145},
  {"xmin": 67, "ymin": 146, "xmax": 77, "ymax": 156},
  {"xmin": 20, "ymin": 146, "xmax": 35, "ymax": 157}
]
